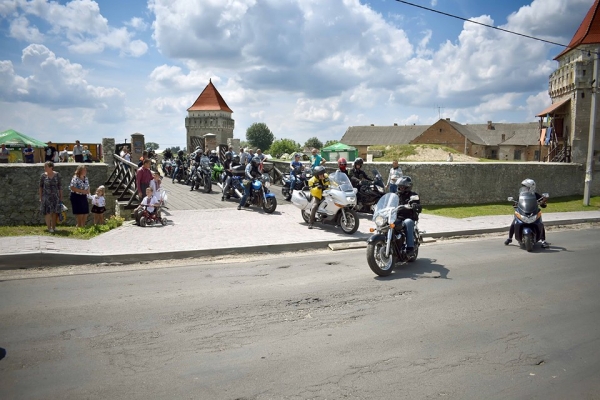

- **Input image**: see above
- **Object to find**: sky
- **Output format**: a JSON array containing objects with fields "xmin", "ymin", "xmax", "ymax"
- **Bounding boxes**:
[{"xmin": 0, "ymin": 0, "xmax": 595, "ymax": 150}]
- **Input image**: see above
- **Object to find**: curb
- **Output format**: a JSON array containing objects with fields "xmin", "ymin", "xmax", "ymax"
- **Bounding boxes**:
[{"xmin": 2, "ymin": 218, "xmax": 598, "ymax": 270}]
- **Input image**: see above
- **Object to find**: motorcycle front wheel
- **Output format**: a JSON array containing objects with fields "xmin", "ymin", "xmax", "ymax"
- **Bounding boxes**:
[
  {"xmin": 367, "ymin": 239, "xmax": 396, "ymax": 277},
  {"xmin": 523, "ymin": 233, "xmax": 534, "ymax": 252},
  {"xmin": 203, "ymin": 175, "xmax": 212, "ymax": 193},
  {"xmin": 263, "ymin": 197, "xmax": 277, "ymax": 213},
  {"xmin": 301, "ymin": 209, "xmax": 310, "ymax": 223},
  {"xmin": 338, "ymin": 209, "xmax": 359, "ymax": 235}
]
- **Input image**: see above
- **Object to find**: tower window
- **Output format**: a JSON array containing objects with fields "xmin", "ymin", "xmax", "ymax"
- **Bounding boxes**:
[
  {"xmin": 582, "ymin": 92, "xmax": 585, "ymax": 98},
  {"xmin": 583, "ymin": 70, "xmax": 586, "ymax": 76}
]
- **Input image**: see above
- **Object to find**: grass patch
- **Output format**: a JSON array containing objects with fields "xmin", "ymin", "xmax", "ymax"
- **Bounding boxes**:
[
  {"xmin": 0, "ymin": 216, "xmax": 125, "ymax": 239},
  {"xmin": 423, "ymin": 195, "xmax": 600, "ymax": 218}
]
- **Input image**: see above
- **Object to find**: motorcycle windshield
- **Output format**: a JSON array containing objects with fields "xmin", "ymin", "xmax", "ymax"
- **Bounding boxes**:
[
  {"xmin": 372, "ymin": 193, "xmax": 399, "ymax": 222},
  {"xmin": 518, "ymin": 192, "xmax": 538, "ymax": 214},
  {"xmin": 329, "ymin": 171, "xmax": 354, "ymax": 192},
  {"xmin": 200, "ymin": 155, "xmax": 210, "ymax": 167},
  {"xmin": 372, "ymin": 169, "xmax": 384, "ymax": 186}
]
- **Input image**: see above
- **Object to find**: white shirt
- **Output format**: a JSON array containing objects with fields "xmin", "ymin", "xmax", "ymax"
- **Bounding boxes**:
[
  {"xmin": 141, "ymin": 195, "xmax": 159, "ymax": 213},
  {"xmin": 91, "ymin": 195, "xmax": 106, "ymax": 207},
  {"xmin": 388, "ymin": 166, "xmax": 403, "ymax": 185},
  {"xmin": 73, "ymin": 145, "xmax": 83, "ymax": 155},
  {"xmin": 149, "ymin": 180, "xmax": 162, "ymax": 200}
]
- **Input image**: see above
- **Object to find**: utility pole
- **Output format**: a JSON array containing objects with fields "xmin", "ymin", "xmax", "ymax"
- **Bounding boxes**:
[{"xmin": 584, "ymin": 52, "xmax": 599, "ymax": 206}]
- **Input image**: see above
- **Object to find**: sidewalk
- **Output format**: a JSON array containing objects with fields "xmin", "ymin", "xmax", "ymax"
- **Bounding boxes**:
[{"xmin": 2, "ymin": 205, "xmax": 599, "ymax": 269}]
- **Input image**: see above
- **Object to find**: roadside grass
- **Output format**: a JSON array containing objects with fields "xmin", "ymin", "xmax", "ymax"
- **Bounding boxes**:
[
  {"xmin": 0, "ymin": 216, "xmax": 125, "ymax": 239},
  {"xmin": 423, "ymin": 195, "xmax": 600, "ymax": 219}
]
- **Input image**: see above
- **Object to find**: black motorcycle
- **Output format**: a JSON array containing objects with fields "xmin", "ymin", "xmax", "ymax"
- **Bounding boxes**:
[
  {"xmin": 222, "ymin": 165, "xmax": 246, "ymax": 200},
  {"xmin": 366, "ymin": 193, "xmax": 422, "ymax": 277},
  {"xmin": 172, "ymin": 159, "xmax": 189, "ymax": 184},
  {"xmin": 355, "ymin": 169, "xmax": 386, "ymax": 213},
  {"xmin": 190, "ymin": 155, "xmax": 212, "ymax": 193},
  {"xmin": 161, "ymin": 158, "xmax": 174, "ymax": 178},
  {"xmin": 281, "ymin": 167, "xmax": 311, "ymax": 201},
  {"xmin": 508, "ymin": 190, "xmax": 549, "ymax": 252}
]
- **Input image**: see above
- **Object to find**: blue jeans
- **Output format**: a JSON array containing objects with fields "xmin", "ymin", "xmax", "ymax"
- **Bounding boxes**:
[
  {"xmin": 402, "ymin": 218, "xmax": 415, "ymax": 248},
  {"xmin": 389, "ymin": 184, "xmax": 398, "ymax": 193},
  {"xmin": 240, "ymin": 182, "xmax": 252, "ymax": 206}
]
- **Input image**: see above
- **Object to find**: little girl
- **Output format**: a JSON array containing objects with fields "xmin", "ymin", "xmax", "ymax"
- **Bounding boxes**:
[{"xmin": 90, "ymin": 185, "xmax": 106, "ymax": 224}]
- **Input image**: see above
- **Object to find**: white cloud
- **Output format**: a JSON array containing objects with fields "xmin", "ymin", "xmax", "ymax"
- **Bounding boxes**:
[
  {"xmin": 5, "ymin": 0, "xmax": 148, "ymax": 57},
  {"xmin": 126, "ymin": 17, "xmax": 148, "ymax": 31}
]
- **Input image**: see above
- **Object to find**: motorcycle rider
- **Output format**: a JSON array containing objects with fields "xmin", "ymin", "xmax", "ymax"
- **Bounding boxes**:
[
  {"xmin": 307, "ymin": 165, "xmax": 330, "ymax": 229},
  {"xmin": 394, "ymin": 176, "xmax": 421, "ymax": 257},
  {"xmin": 289, "ymin": 153, "xmax": 304, "ymax": 191},
  {"xmin": 172, "ymin": 150, "xmax": 185, "ymax": 182},
  {"xmin": 189, "ymin": 147, "xmax": 204, "ymax": 190},
  {"xmin": 504, "ymin": 178, "xmax": 549, "ymax": 248},
  {"xmin": 163, "ymin": 148, "xmax": 173, "ymax": 161},
  {"xmin": 209, "ymin": 149, "xmax": 219, "ymax": 164},
  {"xmin": 221, "ymin": 151, "xmax": 234, "ymax": 201},
  {"xmin": 349, "ymin": 158, "xmax": 371, "ymax": 188},
  {"xmin": 238, "ymin": 156, "xmax": 262, "ymax": 210},
  {"xmin": 337, "ymin": 157, "xmax": 348, "ymax": 176}
]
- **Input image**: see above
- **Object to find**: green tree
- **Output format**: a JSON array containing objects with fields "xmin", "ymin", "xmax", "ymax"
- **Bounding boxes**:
[
  {"xmin": 269, "ymin": 138, "xmax": 301, "ymax": 158},
  {"xmin": 304, "ymin": 137, "xmax": 323, "ymax": 150},
  {"xmin": 165, "ymin": 146, "xmax": 181, "ymax": 154},
  {"xmin": 146, "ymin": 142, "xmax": 160, "ymax": 151},
  {"xmin": 246, "ymin": 123, "xmax": 274, "ymax": 151},
  {"xmin": 324, "ymin": 140, "xmax": 339, "ymax": 148}
]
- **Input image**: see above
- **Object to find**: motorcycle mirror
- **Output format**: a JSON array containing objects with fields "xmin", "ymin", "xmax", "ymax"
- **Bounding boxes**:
[
  {"xmin": 542, "ymin": 193, "xmax": 549, "ymax": 198},
  {"xmin": 507, "ymin": 197, "xmax": 514, "ymax": 202}
]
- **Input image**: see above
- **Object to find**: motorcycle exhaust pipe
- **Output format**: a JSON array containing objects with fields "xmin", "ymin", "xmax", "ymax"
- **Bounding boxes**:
[{"xmin": 235, "ymin": 189, "xmax": 243, "ymax": 198}]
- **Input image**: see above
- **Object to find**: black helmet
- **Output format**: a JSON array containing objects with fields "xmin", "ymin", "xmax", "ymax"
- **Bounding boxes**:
[
  {"xmin": 251, "ymin": 156, "xmax": 261, "ymax": 167},
  {"xmin": 397, "ymin": 176, "xmax": 413, "ymax": 192},
  {"xmin": 178, "ymin": 150, "xmax": 184, "ymax": 156},
  {"xmin": 353, "ymin": 158, "xmax": 364, "ymax": 168},
  {"xmin": 313, "ymin": 165, "xmax": 326, "ymax": 177},
  {"xmin": 233, "ymin": 155, "xmax": 240, "ymax": 164},
  {"xmin": 225, "ymin": 151, "xmax": 232, "ymax": 160}
]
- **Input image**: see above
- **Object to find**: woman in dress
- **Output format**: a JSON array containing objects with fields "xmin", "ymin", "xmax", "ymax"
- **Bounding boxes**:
[
  {"xmin": 39, "ymin": 161, "xmax": 63, "ymax": 233},
  {"xmin": 69, "ymin": 164, "xmax": 90, "ymax": 228}
]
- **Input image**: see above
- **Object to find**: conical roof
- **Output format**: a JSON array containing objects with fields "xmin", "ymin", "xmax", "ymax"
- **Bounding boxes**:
[
  {"xmin": 187, "ymin": 79, "xmax": 233, "ymax": 113},
  {"xmin": 555, "ymin": 0, "xmax": 600, "ymax": 59}
]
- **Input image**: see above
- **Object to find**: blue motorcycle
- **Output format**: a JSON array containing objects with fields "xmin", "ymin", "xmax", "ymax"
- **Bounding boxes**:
[
  {"xmin": 507, "ymin": 190, "xmax": 549, "ymax": 252},
  {"xmin": 246, "ymin": 173, "xmax": 277, "ymax": 213}
]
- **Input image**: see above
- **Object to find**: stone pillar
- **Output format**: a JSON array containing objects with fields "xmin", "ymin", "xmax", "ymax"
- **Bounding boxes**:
[
  {"xmin": 204, "ymin": 133, "xmax": 217, "ymax": 153},
  {"xmin": 228, "ymin": 138, "xmax": 240, "ymax": 154},
  {"xmin": 102, "ymin": 138, "xmax": 115, "ymax": 175},
  {"xmin": 131, "ymin": 133, "xmax": 145, "ymax": 164}
]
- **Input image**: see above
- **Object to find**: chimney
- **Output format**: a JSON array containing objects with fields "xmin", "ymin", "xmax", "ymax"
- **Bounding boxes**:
[
  {"xmin": 370, "ymin": 124, "xmax": 374, "ymax": 126},
  {"xmin": 445, "ymin": 118, "xmax": 450, "ymax": 121},
  {"xmin": 487, "ymin": 121, "xmax": 493, "ymax": 130},
  {"xmin": 393, "ymin": 123, "xmax": 398, "ymax": 126}
]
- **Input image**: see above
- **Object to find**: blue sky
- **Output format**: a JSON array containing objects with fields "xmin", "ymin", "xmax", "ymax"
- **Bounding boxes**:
[{"xmin": 0, "ymin": 0, "xmax": 595, "ymax": 150}]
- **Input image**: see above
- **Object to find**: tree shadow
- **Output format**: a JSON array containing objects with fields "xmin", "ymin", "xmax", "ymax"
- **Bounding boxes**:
[{"xmin": 375, "ymin": 257, "xmax": 450, "ymax": 281}]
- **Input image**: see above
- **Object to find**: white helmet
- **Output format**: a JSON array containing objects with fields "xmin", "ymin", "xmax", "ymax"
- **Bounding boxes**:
[{"xmin": 521, "ymin": 178, "xmax": 536, "ymax": 194}]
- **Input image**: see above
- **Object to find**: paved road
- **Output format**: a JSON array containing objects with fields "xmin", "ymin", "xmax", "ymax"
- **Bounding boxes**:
[{"xmin": 1, "ymin": 227, "xmax": 599, "ymax": 399}]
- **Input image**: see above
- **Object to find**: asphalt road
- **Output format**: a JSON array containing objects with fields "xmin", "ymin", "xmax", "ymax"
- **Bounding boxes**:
[{"xmin": 1, "ymin": 228, "xmax": 599, "ymax": 399}]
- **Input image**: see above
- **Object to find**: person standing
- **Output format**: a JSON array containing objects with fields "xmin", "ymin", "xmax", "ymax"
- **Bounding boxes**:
[
  {"xmin": 310, "ymin": 148, "xmax": 325, "ymax": 169},
  {"xmin": 59, "ymin": 146, "xmax": 69, "ymax": 163},
  {"xmin": 22, "ymin": 144, "xmax": 34, "ymax": 163},
  {"xmin": 136, "ymin": 159, "xmax": 153, "ymax": 199},
  {"xmin": 82, "ymin": 146, "xmax": 92, "ymax": 162},
  {"xmin": 73, "ymin": 140, "xmax": 83, "ymax": 163},
  {"xmin": 0, "ymin": 143, "xmax": 9, "ymax": 163},
  {"xmin": 387, "ymin": 160, "xmax": 403, "ymax": 193},
  {"xmin": 447, "ymin": 152, "xmax": 454, "ymax": 162},
  {"xmin": 239, "ymin": 148, "xmax": 248, "ymax": 165},
  {"xmin": 39, "ymin": 161, "xmax": 63, "ymax": 232},
  {"xmin": 69, "ymin": 165, "xmax": 90, "ymax": 228},
  {"xmin": 44, "ymin": 141, "xmax": 56, "ymax": 162}
]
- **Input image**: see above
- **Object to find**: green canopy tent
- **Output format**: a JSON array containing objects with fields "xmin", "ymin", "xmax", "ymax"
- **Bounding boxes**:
[
  {"xmin": 321, "ymin": 142, "xmax": 357, "ymax": 162},
  {"xmin": 0, "ymin": 129, "xmax": 47, "ymax": 163}
]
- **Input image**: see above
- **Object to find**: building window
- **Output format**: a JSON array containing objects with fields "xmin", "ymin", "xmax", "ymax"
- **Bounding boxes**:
[
  {"xmin": 583, "ymin": 70, "xmax": 586, "ymax": 76},
  {"xmin": 490, "ymin": 150, "xmax": 497, "ymax": 159},
  {"xmin": 514, "ymin": 150, "xmax": 522, "ymax": 160}
]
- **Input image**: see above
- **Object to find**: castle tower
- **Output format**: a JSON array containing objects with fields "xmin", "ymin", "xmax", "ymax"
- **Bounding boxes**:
[
  {"xmin": 185, "ymin": 79, "xmax": 234, "ymax": 151},
  {"xmin": 547, "ymin": 0, "xmax": 600, "ymax": 164}
]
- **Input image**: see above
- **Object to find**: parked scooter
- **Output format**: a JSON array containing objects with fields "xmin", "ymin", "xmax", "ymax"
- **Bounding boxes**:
[
  {"xmin": 366, "ymin": 193, "xmax": 422, "ymax": 276},
  {"xmin": 282, "ymin": 166, "xmax": 311, "ymax": 201},
  {"xmin": 355, "ymin": 169, "xmax": 386, "ymax": 214},
  {"xmin": 508, "ymin": 190, "xmax": 549, "ymax": 252},
  {"xmin": 291, "ymin": 171, "xmax": 359, "ymax": 234}
]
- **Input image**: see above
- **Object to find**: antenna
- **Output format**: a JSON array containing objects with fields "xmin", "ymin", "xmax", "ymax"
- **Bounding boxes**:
[{"xmin": 436, "ymin": 105, "xmax": 444, "ymax": 119}]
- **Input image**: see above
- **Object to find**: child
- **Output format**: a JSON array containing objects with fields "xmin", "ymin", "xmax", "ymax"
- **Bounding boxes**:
[
  {"xmin": 134, "ymin": 187, "xmax": 159, "ymax": 225},
  {"xmin": 89, "ymin": 185, "xmax": 106, "ymax": 225},
  {"xmin": 149, "ymin": 171, "xmax": 163, "ymax": 205}
]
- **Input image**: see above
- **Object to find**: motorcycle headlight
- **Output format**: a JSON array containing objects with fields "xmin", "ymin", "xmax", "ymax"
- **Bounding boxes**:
[
  {"xmin": 346, "ymin": 196, "xmax": 356, "ymax": 204},
  {"xmin": 376, "ymin": 185, "xmax": 385, "ymax": 193},
  {"xmin": 375, "ymin": 215, "xmax": 386, "ymax": 227},
  {"xmin": 264, "ymin": 180, "xmax": 271, "ymax": 188}
]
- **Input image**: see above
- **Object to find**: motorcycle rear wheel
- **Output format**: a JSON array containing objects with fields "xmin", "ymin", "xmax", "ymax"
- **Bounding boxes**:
[
  {"xmin": 301, "ymin": 209, "xmax": 310, "ymax": 223},
  {"xmin": 367, "ymin": 239, "xmax": 395, "ymax": 276},
  {"xmin": 263, "ymin": 197, "xmax": 277, "ymax": 213},
  {"xmin": 338, "ymin": 209, "xmax": 359, "ymax": 235}
]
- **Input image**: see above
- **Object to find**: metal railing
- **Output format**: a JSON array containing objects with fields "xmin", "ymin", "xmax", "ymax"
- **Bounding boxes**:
[{"xmin": 105, "ymin": 154, "xmax": 140, "ymax": 209}]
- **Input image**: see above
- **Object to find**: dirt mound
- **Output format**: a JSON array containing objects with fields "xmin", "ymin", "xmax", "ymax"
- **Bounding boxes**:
[{"xmin": 403, "ymin": 147, "xmax": 479, "ymax": 162}]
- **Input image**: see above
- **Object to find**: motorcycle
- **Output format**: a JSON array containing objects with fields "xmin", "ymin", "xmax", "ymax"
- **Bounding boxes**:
[
  {"xmin": 291, "ymin": 171, "xmax": 359, "ymax": 234},
  {"xmin": 190, "ymin": 155, "xmax": 212, "ymax": 193},
  {"xmin": 222, "ymin": 165, "xmax": 246, "ymax": 200},
  {"xmin": 161, "ymin": 158, "xmax": 174, "ymax": 178},
  {"xmin": 211, "ymin": 161, "xmax": 225, "ymax": 186},
  {"xmin": 172, "ymin": 159, "xmax": 189, "ymax": 184},
  {"xmin": 244, "ymin": 173, "xmax": 277, "ymax": 213},
  {"xmin": 508, "ymin": 190, "xmax": 549, "ymax": 252},
  {"xmin": 366, "ymin": 193, "xmax": 422, "ymax": 277},
  {"xmin": 282, "ymin": 166, "xmax": 311, "ymax": 201},
  {"xmin": 355, "ymin": 169, "xmax": 386, "ymax": 214}
]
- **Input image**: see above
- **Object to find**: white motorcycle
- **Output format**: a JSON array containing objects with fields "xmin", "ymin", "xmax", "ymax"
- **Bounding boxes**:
[{"xmin": 291, "ymin": 171, "xmax": 359, "ymax": 234}]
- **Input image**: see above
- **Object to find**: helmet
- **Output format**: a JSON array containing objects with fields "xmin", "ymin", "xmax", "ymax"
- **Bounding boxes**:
[
  {"xmin": 197, "ymin": 149, "xmax": 203, "ymax": 155},
  {"xmin": 313, "ymin": 165, "xmax": 326, "ymax": 177},
  {"xmin": 178, "ymin": 150, "xmax": 184, "ymax": 156},
  {"xmin": 353, "ymin": 158, "xmax": 364, "ymax": 168},
  {"xmin": 251, "ymin": 156, "xmax": 261, "ymax": 167},
  {"xmin": 195, "ymin": 146, "xmax": 201, "ymax": 151},
  {"xmin": 337, "ymin": 157, "xmax": 347, "ymax": 171},
  {"xmin": 225, "ymin": 151, "xmax": 232, "ymax": 160},
  {"xmin": 521, "ymin": 178, "xmax": 536, "ymax": 194},
  {"xmin": 397, "ymin": 176, "xmax": 413, "ymax": 193},
  {"xmin": 210, "ymin": 150, "xmax": 217, "ymax": 155},
  {"xmin": 233, "ymin": 155, "xmax": 240, "ymax": 164}
]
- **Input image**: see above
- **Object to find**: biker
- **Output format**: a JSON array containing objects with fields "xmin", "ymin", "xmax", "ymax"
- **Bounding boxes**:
[
  {"xmin": 504, "ymin": 178, "xmax": 549, "ymax": 247},
  {"xmin": 221, "ymin": 151, "xmax": 234, "ymax": 201},
  {"xmin": 337, "ymin": 157, "xmax": 348, "ymax": 176},
  {"xmin": 209, "ymin": 150, "xmax": 219, "ymax": 164},
  {"xmin": 172, "ymin": 150, "xmax": 185, "ymax": 182},
  {"xmin": 394, "ymin": 176, "xmax": 421, "ymax": 257},
  {"xmin": 189, "ymin": 148, "xmax": 204, "ymax": 190},
  {"xmin": 289, "ymin": 153, "xmax": 304, "ymax": 191},
  {"xmin": 163, "ymin": 148, "xmax": 173, "ymax": 161},
  {"xmin": 238, "ymin": 156, "xmax": 262, "ymax": 210},
  {"xmin": 307, "ymin": 165, "xmax": 330, "ymax": 229},
  {"xmin": 349, "ymin": 158, "xmax": 371, "ymax": 188}
]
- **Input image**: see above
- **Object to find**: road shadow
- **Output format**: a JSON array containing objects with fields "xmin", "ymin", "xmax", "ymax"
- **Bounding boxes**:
[
  {"xmin": 376, "ymin": 257, "xmax": 450, "ymax": 281},
  {"xmin": 0, "ymin": 348, "xmax": 6, "ymax": 361}
]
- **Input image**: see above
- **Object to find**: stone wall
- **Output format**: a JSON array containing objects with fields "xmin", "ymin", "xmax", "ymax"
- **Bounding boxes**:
[
  {"xmin": 270, "ymin": 160, "xmax": 600, "ymax": 205},
  {"xmin": 0, "ymin": 163, "xmax": 114, "ymax": 226}
]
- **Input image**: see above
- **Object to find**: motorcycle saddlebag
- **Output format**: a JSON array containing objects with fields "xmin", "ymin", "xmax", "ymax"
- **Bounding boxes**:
[{"xmin": 291, "ymin": 189, "xmax": 310, "ymax": 208}]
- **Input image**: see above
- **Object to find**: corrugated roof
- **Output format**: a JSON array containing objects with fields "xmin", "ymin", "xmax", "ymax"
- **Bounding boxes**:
[
  {"xmin": 340, "ymin": 125, "xmax": 427, "ymax": 146},
  {"xmin": 187, "ymin": 79, "xmax": 233, "ymax": 113},
  {"xmin": 555, "ymin": 0, "xmax": 600, "ymax": 59}
]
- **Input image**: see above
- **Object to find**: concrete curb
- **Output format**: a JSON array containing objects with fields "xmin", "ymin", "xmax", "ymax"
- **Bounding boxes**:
[{"xmin": 2, "ymin": 217, "xmax": 598, "ymax": 270}]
